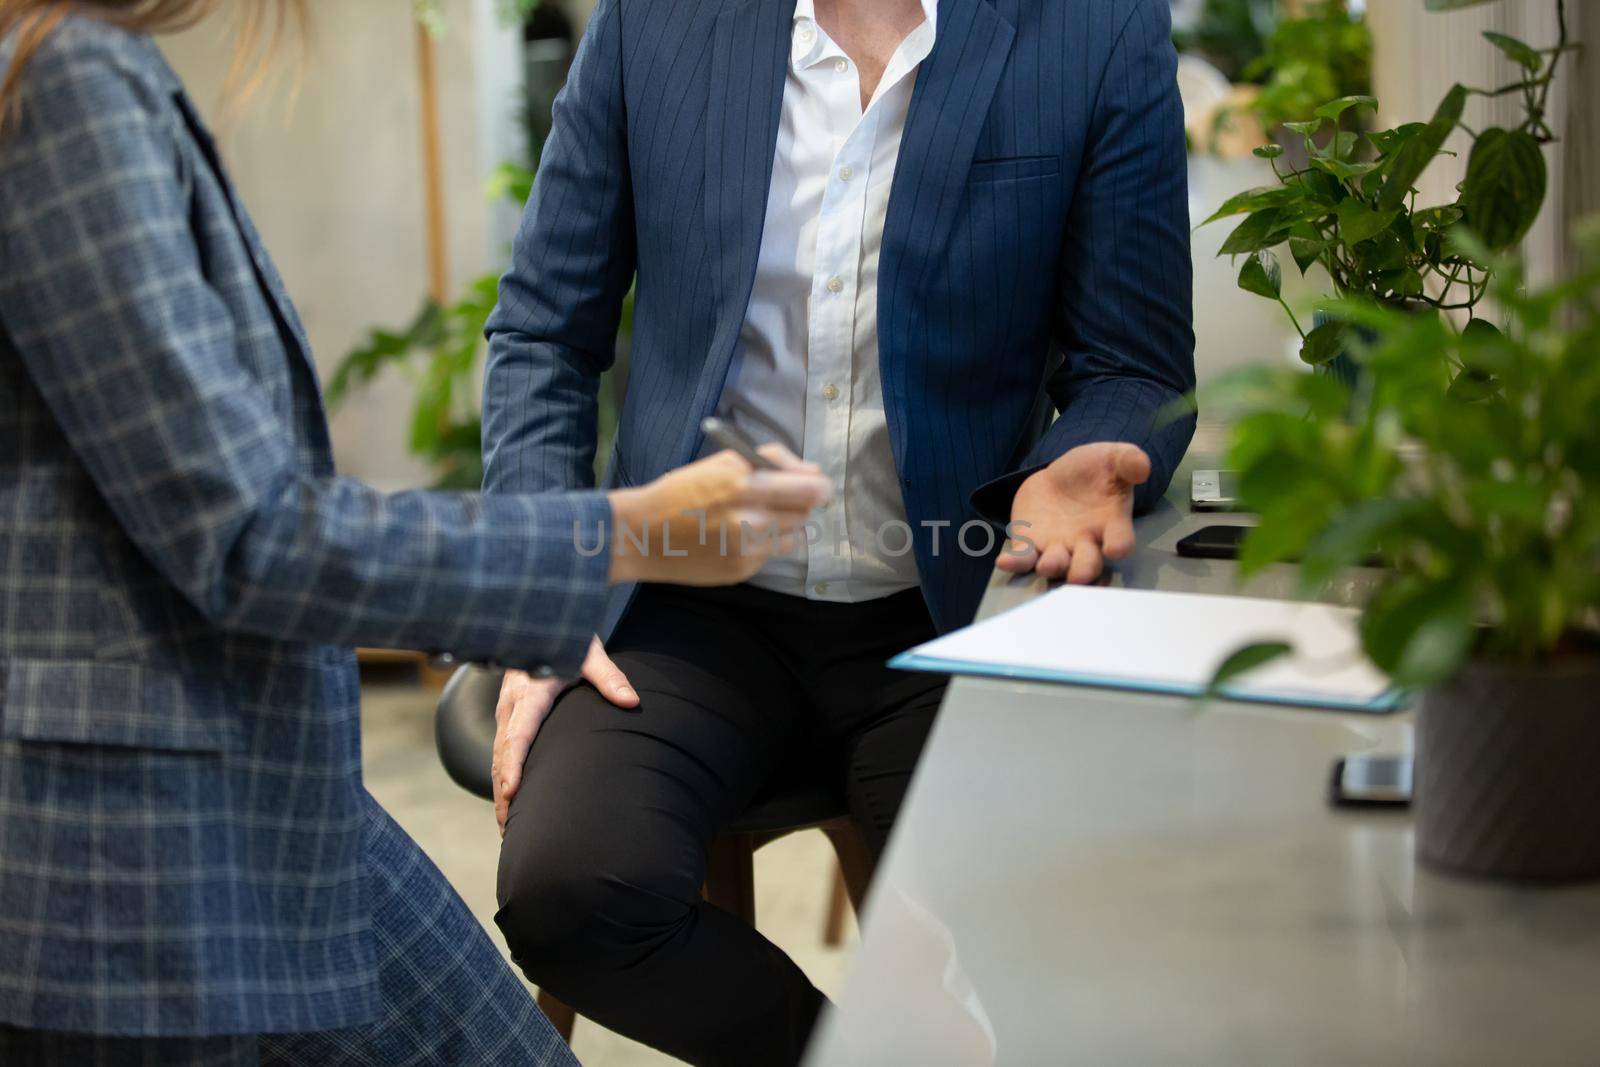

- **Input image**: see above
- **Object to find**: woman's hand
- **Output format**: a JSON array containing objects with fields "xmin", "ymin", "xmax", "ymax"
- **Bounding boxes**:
[
  {"xmin": 606, "ymin": 445, "xmax": 830, "ymax": 586},
  {"xmin": 492, "ymin": 638, "xmax": 637, "ymax": 834},
  {"xmin": 490, "ymin": 447, "xmax": 828, "ymax": 833}
]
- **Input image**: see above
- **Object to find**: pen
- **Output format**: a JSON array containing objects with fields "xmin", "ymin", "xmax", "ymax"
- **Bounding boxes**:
[{"xmin": 701, "ymin": 416, "xmax": 782, "ymax": 471}]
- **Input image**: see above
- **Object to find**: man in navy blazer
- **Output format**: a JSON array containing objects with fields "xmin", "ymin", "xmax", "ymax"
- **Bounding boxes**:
[{"xmin": 483, "ymin": 0, "xmax": 1195, "ymax": 1061}]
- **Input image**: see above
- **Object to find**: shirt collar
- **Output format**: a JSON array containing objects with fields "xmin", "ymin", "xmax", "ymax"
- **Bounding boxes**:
[
  {"xmin": 793, "ymin": 0, "xmax": 939, "ymax": 25},
  {"xmin": 792, "ymin": 0, "xmax": 938, "ymax": 68}
]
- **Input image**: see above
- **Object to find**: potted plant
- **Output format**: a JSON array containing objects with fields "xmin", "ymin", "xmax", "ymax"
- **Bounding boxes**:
[
  {"xmin": 1208, "ymin": 223, "xmax": 1600, "ymax": 882},
  {"xmin": 1201, "ymin": 0, "xmax": 1571, "ymax": 380}
]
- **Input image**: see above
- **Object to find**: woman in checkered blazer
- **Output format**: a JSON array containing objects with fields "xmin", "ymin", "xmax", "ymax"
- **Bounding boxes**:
[{"xmin": 0, "ymin": 3, "xmax": 828, "ymax": 1063}]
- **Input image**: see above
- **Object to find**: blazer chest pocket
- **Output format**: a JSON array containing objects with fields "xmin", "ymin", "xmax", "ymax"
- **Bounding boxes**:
[
  {"xmin": 1, "ymin": 658, "xmax": 244, "ymax": 754},
  {"xmin": 969, "ymin": 154, "xmax": 1061, "ymax": 184}
]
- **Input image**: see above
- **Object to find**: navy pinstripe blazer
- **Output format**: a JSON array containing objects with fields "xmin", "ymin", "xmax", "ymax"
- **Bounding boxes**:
[
  {"xmin": 485, "ymin": 0, "xmax": 1197, "ymax": 634},
  {"xmin": 0, "ymin": 20, "xmax": 612, "ymax": 1036}
]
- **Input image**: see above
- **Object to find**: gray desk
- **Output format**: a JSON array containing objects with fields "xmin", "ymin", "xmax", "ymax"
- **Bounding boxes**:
[{"xmin": 806, "ymin": 433, "xmax": 1600, "ymax": 1066}]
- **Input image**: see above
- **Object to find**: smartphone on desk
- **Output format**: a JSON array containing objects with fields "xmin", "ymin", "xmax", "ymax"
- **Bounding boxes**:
[
  {"xmin": 1190, "ymin": 469, "xmax": 1242, "ymax": 511},
  {"xmin": 1329, "ymin": 755, "xmax": 1412, "ymax": 808},
  {"xmin": 1175, "ymin": 524, "xmax": 1248, "ymax": 560}
]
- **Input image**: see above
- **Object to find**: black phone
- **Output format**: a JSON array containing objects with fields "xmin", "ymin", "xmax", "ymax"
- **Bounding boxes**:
[
  {"xmin": 1175, "ymin": 524, "xmax": 1248, "ymax": 560},
  {"xmin": 1329, "ymin": 755, "xmax": 1413, "ymax": 808}
]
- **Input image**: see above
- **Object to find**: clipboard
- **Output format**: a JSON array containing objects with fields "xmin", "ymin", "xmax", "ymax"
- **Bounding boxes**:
[{"xmin": 891, "ymin": 584, "xmax": 1404, "ymax": 714}]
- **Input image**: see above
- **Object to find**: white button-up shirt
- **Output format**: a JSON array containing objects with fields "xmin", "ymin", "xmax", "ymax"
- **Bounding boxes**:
[{"xmin": 717, "ymin": 0, "xmax": 938, "ymax": 603}]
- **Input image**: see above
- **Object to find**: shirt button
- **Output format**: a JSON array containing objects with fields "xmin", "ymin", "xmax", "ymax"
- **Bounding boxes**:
[
  {"xmin": 814, "ymin": 582, "xmax": 830, "ymax": 595},
  {"xmin": 821, "ymin": 384, "xmax": 840, "ymax": 401},
  {"xmin": 835, "ymin": 58, "xmax": 848, "ymax": 73},
  {"xmin": 799, "ymin": 25, "xmax": 814, "ymax": 41},
  {"xmin": 839, "ymin": 166, "xmax": 854, "ymax": 181},
  {"xmin": 826, "ymin": 276, "xmax": 844, "ymax": 293}
]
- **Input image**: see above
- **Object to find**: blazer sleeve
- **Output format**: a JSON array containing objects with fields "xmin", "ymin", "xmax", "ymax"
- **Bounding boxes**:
[
  {"xmin": 0, "ymin": 32, "xmax": 610, "ymax": 675},
  {"xmin": 971, "ymin": 0, "xmax": 1197, "ymax": 520},
  {"xmin": 481, "ymin": 0, "xmax": 636, "ymax": 495}
]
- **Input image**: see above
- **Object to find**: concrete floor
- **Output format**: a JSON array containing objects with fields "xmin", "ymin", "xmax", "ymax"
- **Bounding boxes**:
[{"xmin": 360, "ymin": 674, "xmax": 856, "ymax": 1065}]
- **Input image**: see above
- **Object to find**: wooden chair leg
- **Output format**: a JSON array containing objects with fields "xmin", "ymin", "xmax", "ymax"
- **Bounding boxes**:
[
  {"xmin": 822, "ymin": 819, "xmax": 875, "ymax": 914},
  {"xmin": 705, "ymin": 832, "xmax": 757, "ymax": 926},
  {"xmin": 822, "ymin": 863, "xmax": 852, "ymax": 946},
  {"xmin": 537, "ymin": 988, "xmax": 577, "ymax": 1044}
]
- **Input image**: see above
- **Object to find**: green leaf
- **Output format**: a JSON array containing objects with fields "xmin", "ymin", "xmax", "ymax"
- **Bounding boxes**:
[
  {"xmin": 1413, "ymin": 204, "xmax": 1465, "ymax": 231},
  {"xmin": 1238, "ymin": 250, "xmax": 1283, "ymax": 300},
  {"xmin": 1464, "ymin": 478, "xmax": 1547, "ymax": 525},
  {"xmin": 1482, "ymin": 31, "xmax": 1542, "ymax": 72},
  {"xmin": 1315, "ymin": 130, "xmax": 1360, "ymax": 162},
  {"xmin": 1368, "ymin": 123, "xmax": 1425, "ymax": 157},
  {"xmin": 1315, "ymin": 95, "xmax": 1378, "ymax": 122},
  {"xmin": 1336, "ymin": 199, "xmax": 1400, "ymax": 244},
  {"xmin": 1446, "ymin": 369, "xmax": 1500, "ymax": 402},
  {"xmin": 1458, "ymin": 317, "xmax": 1513, "ymax": 376},
  {"xmin": 1201, "ymin": 185, "xmax": 1301, "ymax": 227},
  {"xmin": 1284, "ymin": 119, "xmax": 1324, "ymax": 138},
  {"xmin": 1443, "ymin": 225, "xmax": 1496, "ymax": 268},
  {"xmin": 1206, "ymin": 642, "xmax": 1295, "ymax": 699},
  {"xmin": 1361, "ymin": 578, "xmax": 1476, "ymax": 688},
  {"xmin": 1300, "ymin": 168, "xmax": 1349, "ymax": 206},
  {"xmin": 1458, "ymin": 128, "xmax": 1548, "ymax": 249},
  {"xmin": 1239, "ymin": 496, "xmax": 1334, "ymax": 575},
  {"xmin": 1380, "ymin": 83, "xmax": 1467, "ymax": 211},
  {"xmin": 1290, "ymin": 236, "xmax": 1327, "ymax": 274},
  {"xmin": 1300, "ymin": 498, "xmax": 1413, "ymax": 590},
  {"xmin": 1309, "ymin": 157, "xmax": 1379, "ymax": 183},
  {"xmin": 1300, "ymin": 320, "xmax": 1349, "ymax": 366},
  {"xmin": 1253, "ymin": 144, "xmax": 1285, "ymax": 160},
  {"xmin": 1391, "ymin": 268, "xmax": 1426, "ymax": 299},
  {"xmin": 1219, "ymin": 209, "xmax": 1289, "ymax": 256}
]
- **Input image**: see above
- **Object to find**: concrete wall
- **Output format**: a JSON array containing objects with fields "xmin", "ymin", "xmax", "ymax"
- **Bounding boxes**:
[{"xmin": 160, "ymin": 1, "xmax": 523, "ymax": 490}]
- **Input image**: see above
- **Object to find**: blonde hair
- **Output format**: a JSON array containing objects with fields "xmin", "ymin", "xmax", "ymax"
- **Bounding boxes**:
[{"xmin": 0, "ymin": 0, "xmax": 307, "ymax": 125}]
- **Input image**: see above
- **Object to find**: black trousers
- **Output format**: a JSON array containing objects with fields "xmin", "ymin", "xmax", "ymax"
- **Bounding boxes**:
[{"xmin": 495, "ymin": 583, "xmax": 948, "ymax": 1067}]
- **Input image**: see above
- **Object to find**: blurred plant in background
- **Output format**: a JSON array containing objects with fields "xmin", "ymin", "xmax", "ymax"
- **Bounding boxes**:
[
  {"xmin": 412, "ymin": 0, "xmax": 541, "ymax": 36},
  {"xmin": 1242, "ymin": 1, "xmax": 1371, "ymax": 134},
  {"xmin": 331, "ymin": 1, "xmax": 632, "ymax": 490},
  {"xmin": 1172, "ymin": 0, "xmax": 1277, "ymax": 84},
  {"xmin": 1174, "ymin": 1, "xmax": 1372, "ymax": 155}
]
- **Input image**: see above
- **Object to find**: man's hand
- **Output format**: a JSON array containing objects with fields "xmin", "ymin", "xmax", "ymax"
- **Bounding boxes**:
[
  {"xmin": 492, "ymin": 637, "xmax": 637, "ymax": 834},
  {"xmin": 999, "ymin": 442, "xmax": 1151, "ymax": 584}
]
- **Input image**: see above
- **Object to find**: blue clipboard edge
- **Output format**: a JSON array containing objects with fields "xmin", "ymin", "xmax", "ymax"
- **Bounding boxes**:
[{"xmin": 888, "ymin": 651, "xmax": 1408, "ymax": 715}]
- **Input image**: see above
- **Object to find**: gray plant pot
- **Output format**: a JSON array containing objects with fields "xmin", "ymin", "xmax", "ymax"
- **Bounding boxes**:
[{"xmin": 1415, "ymin": 654, "xmax": 1600, "ymax": 883}]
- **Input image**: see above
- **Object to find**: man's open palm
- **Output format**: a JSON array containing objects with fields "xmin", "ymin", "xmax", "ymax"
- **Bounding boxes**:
[{"xmin": 1000, "ymin": 442, "xmax": 1150, "ymax": 584}]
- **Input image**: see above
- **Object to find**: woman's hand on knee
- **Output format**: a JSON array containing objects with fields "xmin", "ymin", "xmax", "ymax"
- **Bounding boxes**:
[{"xmin": 493, "ymin": 639, "xmax": 639, "ymax": 834}]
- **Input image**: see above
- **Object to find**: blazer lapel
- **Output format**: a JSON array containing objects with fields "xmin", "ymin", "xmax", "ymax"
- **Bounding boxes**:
[
  {"xmin": 878, "ymin": 0, "xmax": 1015, "ymax": 453},
  {"xmin": 692, "ymin": 0, "xmax": 794, "ymax": 461},
  {"xmin": 169, "ymin": 90, "xmax": 321, "ymax": 383}
]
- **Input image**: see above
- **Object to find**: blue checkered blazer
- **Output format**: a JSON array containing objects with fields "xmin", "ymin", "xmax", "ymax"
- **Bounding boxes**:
[
  {"xmin": 483, "ymin": 0, "xmax": 1197, "ymax": 635},
  {"xmin": 0, "ymin": 19, "xmax": 612, "ymax": 1036}
]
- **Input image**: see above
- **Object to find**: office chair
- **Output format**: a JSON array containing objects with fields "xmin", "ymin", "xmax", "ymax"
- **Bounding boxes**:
[{"xmin": 434, "ymin": 665, "xmax": 874, "ymax": 1043}]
